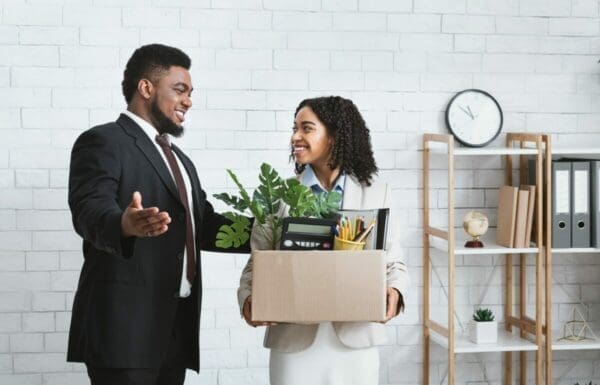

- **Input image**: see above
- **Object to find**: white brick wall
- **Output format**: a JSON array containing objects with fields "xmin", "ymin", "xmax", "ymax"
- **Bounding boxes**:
[{"xmin": 0, "ymin": 1, "xmax": 599, "ymax": 385}]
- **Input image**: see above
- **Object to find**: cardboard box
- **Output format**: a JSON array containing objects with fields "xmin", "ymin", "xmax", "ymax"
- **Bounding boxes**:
[{"xmin": 251, "ymin": 249, "xmax": 386, "ymax": 323}]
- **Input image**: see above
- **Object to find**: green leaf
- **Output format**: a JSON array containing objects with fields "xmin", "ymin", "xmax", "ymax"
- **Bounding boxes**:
[
  {"xmin": 226, "ymin": 169, "xmax": 265, "ymax": 224},
  {"xmin": 215, "ymin": 214, "xmax": 251, "ymax": 249},
  {"xmin": 309, "ymin": 191, "xmax": 342, "ymax": 218},
  {"xmin": 212, "ymin": 193, "xmax": 249, "ymax": 212},
  {"xmin": 283, "ymin": 179, "xmax": 316, "ymax": 217}
]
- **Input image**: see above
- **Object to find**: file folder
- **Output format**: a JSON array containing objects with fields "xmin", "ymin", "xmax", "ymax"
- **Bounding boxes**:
[
  {"xmin": 591, "ymin": 160, "xmax": 600, "ymax": 248},
  {"xmin": 496, "ymin": 186, "xmax": 519, "ymax": 248},
  {"xmin": 513, "ymin": 189, "xmax": 529, "ymax": 248},
  {"xmin": 571, "ymin": 161, "xmax": 591, "ymax": 247},
  {"xmin": 552, "ymin": 161, "xmax": 571, "ymax": 248}
]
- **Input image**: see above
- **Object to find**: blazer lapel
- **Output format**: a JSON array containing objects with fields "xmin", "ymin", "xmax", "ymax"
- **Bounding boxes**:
[
  {"xmin": 341, "ymin": 175, "xmax": 363, "ymax": 210},
  {"xmin": 116, "ymin": 114, "xmax": 180, "ymax": 202},
  {"xmin": 171, "ymin": 145, "xmax": 204, "ymax": 223}
]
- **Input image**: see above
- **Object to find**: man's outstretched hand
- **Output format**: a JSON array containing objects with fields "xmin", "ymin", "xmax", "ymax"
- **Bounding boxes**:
[{"xmin": 121, "ymin": 191, "xmax": 171, "ymax": 238}]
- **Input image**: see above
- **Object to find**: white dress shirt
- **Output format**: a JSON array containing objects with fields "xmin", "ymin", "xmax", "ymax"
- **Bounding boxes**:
[{"xmin": 123, "ymin": 110, "xmax": 195, "ymax": 298}]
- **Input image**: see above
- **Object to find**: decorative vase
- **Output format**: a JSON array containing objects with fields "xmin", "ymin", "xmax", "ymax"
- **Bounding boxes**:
[{"xmin": 469, "ymin": 320, "xmax": 498, "ymax": 344}]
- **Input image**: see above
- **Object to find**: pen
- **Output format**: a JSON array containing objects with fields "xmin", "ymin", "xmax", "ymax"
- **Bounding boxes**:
[{"xmin": 355, "ymin": 221, "xmax": 376, "ymax": 243}]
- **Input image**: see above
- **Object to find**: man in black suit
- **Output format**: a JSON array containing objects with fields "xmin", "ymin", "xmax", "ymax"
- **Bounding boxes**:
[{"xmin": 67, "ymin": 44, "xmax": 248, "ymax": 385}]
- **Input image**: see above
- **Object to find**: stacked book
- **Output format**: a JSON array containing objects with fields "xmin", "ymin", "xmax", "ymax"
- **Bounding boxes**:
[{"xmin": 496, "ymin": 185, "xmax": 536, "ymax": 248}]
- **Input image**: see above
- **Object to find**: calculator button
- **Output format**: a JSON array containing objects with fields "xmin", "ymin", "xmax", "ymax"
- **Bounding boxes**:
[
  {"xmin": 323, "ymin": 242, "xmax": 331, "ymax": 249},
  {"xmin": 284, "ymin": 240, "xmax": 293, "ymax": 248}
]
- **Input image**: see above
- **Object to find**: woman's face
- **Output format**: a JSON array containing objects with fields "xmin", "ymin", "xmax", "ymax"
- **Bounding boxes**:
[{"xmin": 291, "ymin": 106, "xmax": 334, "ymax": 167}]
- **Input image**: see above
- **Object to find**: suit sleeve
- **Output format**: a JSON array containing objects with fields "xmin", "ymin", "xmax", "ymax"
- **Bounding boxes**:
[
  {"xmin": 68, "ymin": 129, "xmax": 134, "ymax": 257},
  {"xmin": 383, "ymin": 183, "xmax": 410, "ymax": 313}
]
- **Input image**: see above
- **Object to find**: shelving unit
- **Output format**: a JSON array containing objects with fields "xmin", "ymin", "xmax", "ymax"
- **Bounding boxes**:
[
  {"xmin": 422, "ymin": 133, "xmax": 551, "ymax": 385},
  {"xmin": 546, "ymin": 148, "xmax": 600, "ymax": 384}
]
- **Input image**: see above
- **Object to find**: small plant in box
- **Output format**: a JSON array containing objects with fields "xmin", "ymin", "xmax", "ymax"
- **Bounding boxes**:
[{"xmin": 469, "ymin": 308, "xmax": 498, "ymax": 344}]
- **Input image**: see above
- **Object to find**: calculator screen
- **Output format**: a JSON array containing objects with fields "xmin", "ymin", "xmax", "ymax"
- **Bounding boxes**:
[{"xmin": 288, "ymin": 223, "xmax": 332, "ymax": 235}]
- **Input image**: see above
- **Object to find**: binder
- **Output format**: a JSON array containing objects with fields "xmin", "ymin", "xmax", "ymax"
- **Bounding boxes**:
[
  {"xmin": 571, "ymin": 161, "xmax": 591, "ymax": 247},
  {"xmin": 552, "ymin": 161, "xmax": 571, "ymax": 248},
  {"xmin": 496, "ymin": 186, "xmax": 519, "ymax": 248},
  {"xmin": 591, "ymin": 160, "xmax": 600, "ymax": 248},
  {"xmin": 513, "ymin": 189, "xmax": 529, "ymax": 248}
]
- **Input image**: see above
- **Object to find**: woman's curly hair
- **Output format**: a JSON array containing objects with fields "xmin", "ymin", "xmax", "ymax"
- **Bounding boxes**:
[{"xmin": 292, "ymin": 96, "xmax": 378, "ymax": 186}]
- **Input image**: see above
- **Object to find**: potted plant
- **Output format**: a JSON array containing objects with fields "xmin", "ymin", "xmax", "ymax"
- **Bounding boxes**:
[
  {"xmin": 213, "ymin": 163, "xmax": 341, "ymax": 250},
  {"xmin": 469, "ymin": 308, "xmax": 497, "ymax": 344}
]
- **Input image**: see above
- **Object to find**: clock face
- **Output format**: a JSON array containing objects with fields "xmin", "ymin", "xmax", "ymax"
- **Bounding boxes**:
[{"xmin": 446, "ymin": 89, "xmax": 503, "ymax": 147}]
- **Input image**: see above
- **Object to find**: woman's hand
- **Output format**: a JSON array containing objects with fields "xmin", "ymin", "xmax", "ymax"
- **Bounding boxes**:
[
  {"xmin": 383, "ymin": 287, "xmax": 401, "ymax": 323},
  {"xmin": 242, "ymin": 296, "xmax": 278, "ymax": 327}
]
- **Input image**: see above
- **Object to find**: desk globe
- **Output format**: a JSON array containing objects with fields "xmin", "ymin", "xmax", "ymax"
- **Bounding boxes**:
[{"xmin": 463, "ymin": 210, "xmax": 489, "ymax": 248}]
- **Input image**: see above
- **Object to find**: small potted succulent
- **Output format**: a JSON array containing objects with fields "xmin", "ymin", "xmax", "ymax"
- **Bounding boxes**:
[{"xmin": 469, "ymin": 308, "xmax": 497, "ymax": 344}]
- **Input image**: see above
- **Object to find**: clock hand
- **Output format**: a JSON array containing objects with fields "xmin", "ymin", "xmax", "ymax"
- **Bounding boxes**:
[
  {"xmin": 458, "ymin": 105, "xmax": 475, "ymax": 120},
  {"xmin": 467, "ymin": 106, "xmax": 476, "ymax": 119}
]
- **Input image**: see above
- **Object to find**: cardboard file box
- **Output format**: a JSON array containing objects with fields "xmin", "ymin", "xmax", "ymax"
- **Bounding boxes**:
[{"xmin": 251, "ymin": 249, "xmax": 386, "ymax": 323}]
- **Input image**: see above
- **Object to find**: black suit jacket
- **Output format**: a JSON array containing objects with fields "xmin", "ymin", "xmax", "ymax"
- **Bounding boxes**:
[{"xmin": 67, "ymin": 114, "xmax": 247, "ymax": 371}]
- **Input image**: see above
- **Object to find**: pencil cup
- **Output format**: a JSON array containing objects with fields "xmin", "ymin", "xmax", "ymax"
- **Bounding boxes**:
[{"xmin": 334, "ymin": 236, "xmax": 365, "ymax": 251}]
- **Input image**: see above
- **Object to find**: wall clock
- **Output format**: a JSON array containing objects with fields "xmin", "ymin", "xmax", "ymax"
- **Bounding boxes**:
[{"xmin": 446, "ymin": 89, "xmax": 503, "ymax": 147}]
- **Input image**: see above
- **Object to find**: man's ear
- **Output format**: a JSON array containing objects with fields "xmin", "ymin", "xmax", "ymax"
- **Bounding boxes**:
[{"xmin": 137, "ymin": 79, "xmax": 154, "ymax": 100}]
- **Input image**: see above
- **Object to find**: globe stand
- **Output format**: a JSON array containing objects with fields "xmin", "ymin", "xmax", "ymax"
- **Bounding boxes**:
[{"xmin": 465, "ymin": 239, "xmax": 484, "ymax": 248}]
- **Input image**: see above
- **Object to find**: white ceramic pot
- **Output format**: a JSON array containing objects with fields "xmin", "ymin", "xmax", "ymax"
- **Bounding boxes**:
[{"xmin": 469, "ymin": 320, "xmax": 498, "ymax": 344}]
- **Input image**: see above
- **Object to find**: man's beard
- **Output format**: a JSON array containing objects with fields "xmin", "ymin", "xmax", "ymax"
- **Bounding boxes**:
[{"xmin": 150, "ymin": 99, "xmax": 184, "ymax": 138}]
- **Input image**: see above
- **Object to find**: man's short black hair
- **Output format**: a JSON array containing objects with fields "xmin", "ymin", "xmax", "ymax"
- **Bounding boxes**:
[{"xmin": 122, "ymin": 44, "xmax": 191, "ymax": 104}]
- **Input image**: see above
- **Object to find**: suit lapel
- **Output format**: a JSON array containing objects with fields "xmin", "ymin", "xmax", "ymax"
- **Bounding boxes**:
[
  {"xmin": 342, "ymin": 175, "xmax": 363, "ymax": 210},
  {"xmin": 172, "ymin": 145, "xmax": 204, "ymax": 222},
  {"xmin": 116, "ymin": 114, "xmax": 180, "ymax": 202}
]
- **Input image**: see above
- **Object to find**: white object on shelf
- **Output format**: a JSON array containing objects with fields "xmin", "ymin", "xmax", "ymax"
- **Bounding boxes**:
[
  {"xmin": 430, "ymin": 228, "xmax": 539, "ymax": 255},
  {"xmin": 553, "ymin": 329, "xmax": 600, "ymax": 351},
  {"xmin": 552, "ymin": 148, "xmax": 600, "ymax": 155},
  {"xmin": 430, "ymin": 328, "xmax": 538, "ymax": 354},
  {"xmin": 551, "ymin": 247, "xmax": 600, "ymax": 254},
  {"xmin": 469, "ymin": 320, "xmax": 498, "ymax": 344}
]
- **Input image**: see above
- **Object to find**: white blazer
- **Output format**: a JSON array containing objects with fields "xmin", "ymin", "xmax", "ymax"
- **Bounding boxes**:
[{"xmin": 237, "ymin": 172, "xmax": 410, "ymax": 353}]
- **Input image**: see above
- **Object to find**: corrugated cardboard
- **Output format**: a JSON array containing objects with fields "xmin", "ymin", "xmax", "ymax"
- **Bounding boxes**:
[{"xmin": 251, "ymin": 249, "xmax": 386, "ymax": 323}]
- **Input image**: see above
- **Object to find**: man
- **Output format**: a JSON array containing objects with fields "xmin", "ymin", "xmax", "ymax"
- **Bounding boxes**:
[{"xmin": 67, "ymin": 44, "xmax": 248, "ymax": 385}]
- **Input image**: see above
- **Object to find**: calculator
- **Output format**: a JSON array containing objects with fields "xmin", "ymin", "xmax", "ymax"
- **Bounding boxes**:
[{"xmin": 279, "ymin": 217, "xmax": 337, "ymax": 250}]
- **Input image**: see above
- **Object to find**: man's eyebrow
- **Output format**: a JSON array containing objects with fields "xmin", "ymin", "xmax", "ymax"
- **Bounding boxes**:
[{"xmin": 174, "ymin": 82, "xmax": 192, "ymax": 91}]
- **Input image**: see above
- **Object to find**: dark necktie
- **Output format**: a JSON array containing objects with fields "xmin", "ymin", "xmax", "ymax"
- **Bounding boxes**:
[{"xmin": 155, "ymin": 134, "xmax": 196, "ymax": 283}]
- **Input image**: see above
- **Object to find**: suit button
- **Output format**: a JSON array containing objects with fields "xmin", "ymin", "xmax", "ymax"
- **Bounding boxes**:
[
  {"xmin": 178, "ymin": 213, "xmax": 185, "ymax": 222},
  {"xmin": 177, "ymin": 252, "xmax": 183, "ymax": 260},
  {"xmin": 173, "ymin": 292, "xmax": 180, "ymax": 299}
]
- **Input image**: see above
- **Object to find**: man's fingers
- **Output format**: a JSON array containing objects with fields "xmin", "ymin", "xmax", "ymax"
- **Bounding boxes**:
[{"xmin": 135, "ymin": 207, "xmax": 160, "ymax": 219}]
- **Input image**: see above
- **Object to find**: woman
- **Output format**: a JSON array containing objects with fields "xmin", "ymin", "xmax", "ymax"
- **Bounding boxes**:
[{"xmin": 237, "ymin": 96, "xmax": 409, "ymax": 385}]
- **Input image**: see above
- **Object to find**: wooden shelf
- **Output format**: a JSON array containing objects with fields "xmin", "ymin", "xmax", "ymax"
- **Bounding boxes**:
[
  {"xmin": 423, "ymin": 133, "xmax": 548, "ymax": 385},
  {"xmin": 430, "ymin": 328, "xmax": 538, "ymax": 354},
  {"xmin": 430, "ymin": 229, "xmax": 539, "ymax": 255},
  {"xmin": 428, "ymin": 143, "xmax": 540, "ymax": 156}
]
